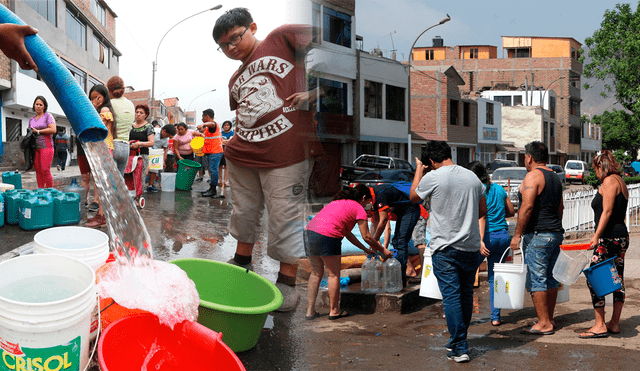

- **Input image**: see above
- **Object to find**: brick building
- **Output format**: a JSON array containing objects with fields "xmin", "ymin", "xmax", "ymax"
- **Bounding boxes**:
[
  {"xmin": 413, "ymin": 36, "xmax": 583, "ymax": 161},
  {"xmin": 410, "ymin": 64, "xmax": 478, "ymax": 167}
]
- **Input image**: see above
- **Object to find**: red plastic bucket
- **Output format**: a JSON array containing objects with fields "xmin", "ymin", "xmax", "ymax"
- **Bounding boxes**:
[{"xmin": 98, "ymin": 314, "xmax": 245, "ymax": 370}]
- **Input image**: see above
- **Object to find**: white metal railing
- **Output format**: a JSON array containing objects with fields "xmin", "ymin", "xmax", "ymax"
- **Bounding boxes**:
[{"xmin": 562, "ymin": 184, "xmax": 640, "ymax": 232}]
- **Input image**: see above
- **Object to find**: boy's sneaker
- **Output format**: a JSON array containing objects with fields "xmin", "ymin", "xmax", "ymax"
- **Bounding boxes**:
[
  {"xmin": 87, "ymin": 202, "xmax": 99, "ymax": 212},
  {"xmin": 226, "ymin": 258, "xmax": 254, "ymax": 272},
  {"xmin": 446, "ymin": 351, "xmax": 470, "ymax": 363},
  {"xmin": 275, "ymin": 282, "xmax": 300, "ymax": 312},
  {"xmin": 195, "ymin": 176, "xmax": 204, "ymax": 182},
  {"xmin": 146, "ymin": 186, "xmax": 160, "ymax": 193}
]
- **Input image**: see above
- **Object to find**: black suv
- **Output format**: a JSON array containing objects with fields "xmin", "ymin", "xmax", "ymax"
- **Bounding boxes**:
[{"xmin": 486, "ymin": 160, "xmax": 518, "ymax": 175}]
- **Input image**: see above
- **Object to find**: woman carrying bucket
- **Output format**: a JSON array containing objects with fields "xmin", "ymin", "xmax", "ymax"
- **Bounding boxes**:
[
  {"xmin": 579, "ymin": 151, "xmax": 629, "ymax": 339},
  {"xmin": 173, "ymin": 122, "xmax": 203, "ymax": 162},
  {"xmin": 468, "ymin": 161, "xmax": 515, "ymax": 326},
  {"xmin": 305, "ymin": 185, "xmax": 392, "ymax": 320}
]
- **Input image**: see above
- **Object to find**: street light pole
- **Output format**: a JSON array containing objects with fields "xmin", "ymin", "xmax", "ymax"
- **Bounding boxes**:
[
  {"xmin": 187, "ymin": 89, "xmax": 216, "ymax": 123},
  {"xmin": 151, "ymin": 5, "xmax": 222, "ymax": 120},
  {"xmin": 539, "ymin": 76, "xmax": 565, "ymax": 158},
  {"xmin": 407, "ymin": 15, "xmax": 451, "ymax": 163}
]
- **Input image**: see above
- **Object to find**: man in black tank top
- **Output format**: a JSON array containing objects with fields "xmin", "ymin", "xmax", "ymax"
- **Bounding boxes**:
[{"xmin": 510, "ymin": 141, "xmax": 564, "ymax": 335}]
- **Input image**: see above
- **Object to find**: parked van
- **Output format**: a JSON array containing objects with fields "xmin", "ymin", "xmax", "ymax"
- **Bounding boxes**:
[{"xmin": 564, "ymin": 160, "xmax": 590, "ymax": 184}]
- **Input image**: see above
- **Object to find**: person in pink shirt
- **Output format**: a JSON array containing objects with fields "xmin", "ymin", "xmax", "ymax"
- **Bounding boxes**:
[
  {"xmin": 305, "ymin": 184, "xmax": 392, "ymax": 320},
  {"xmin": 28, "ymin": 95, "xmax": 56, "ymax": 188},
  {"xmin": 173, "ymin": 122, "xmax": 203, "ymax": 162}
]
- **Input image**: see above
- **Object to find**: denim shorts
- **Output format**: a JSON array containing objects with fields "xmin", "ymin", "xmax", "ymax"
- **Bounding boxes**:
[
  {"xmin": 523, "ymin": 231, "xmax": 563, "ymax": 292},
  {"xmin": 304, "ymin": 229, "xmax": 342, "ymax": 256}
]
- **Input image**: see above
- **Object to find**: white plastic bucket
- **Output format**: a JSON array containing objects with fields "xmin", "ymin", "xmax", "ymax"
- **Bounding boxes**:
[
  {"xmin": 419, "ymin": 248, "xmax": 442, "ymax": 300},
  {"xmin": 149, "ymin": 148, "xmax": 164, "ymax": 171},
  {"xmin": 161, "ymin": 172, "xmax": 176, "ymax": 192},
  {"xmin": 33, "ymin": 226, "xmax": 110, "ymax": 272},
  {"xmin": 0, "ymin": 254, "xmax": 96, "ymax": 370},
  {"xmin": 556, "ymin": 283, "xmax": 570, "ymax": 303},
  {"xmin": 494, "ymin": 248, "xmax": 527, "ymax": 309}
]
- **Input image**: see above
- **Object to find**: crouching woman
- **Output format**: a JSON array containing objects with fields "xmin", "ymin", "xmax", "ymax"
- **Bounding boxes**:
[{"xmin": 304, "ymin": 184, "xmax": 392, "ymax": 320}]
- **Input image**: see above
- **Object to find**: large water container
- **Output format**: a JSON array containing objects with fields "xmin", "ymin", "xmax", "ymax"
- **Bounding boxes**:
[
  {"xmin": 2, "ymin": 170, "xmax": 22, "ymax": 189},
  {"xmin": 360, "ymin": 255, "xmax": 373, "ymax": 293},
  {"xmin": 18, "ymin": 194, "xmax": 54, "ymax": 230},
  {"xmin": 364, "ymin": 255, "xmax": 382, "ymax": 294},
  {"xmin": 53, "ymin": 192, "xmax": 81, "ymax": 225},
  {"xmin": 5, "ymin": 189, "xmax": 31, "ymax": 225},
  {"xmin": 64, "ymin": 178, "xmax": 86, "ymax": 216},
  {"xmin": 383, "ymin": 253, "xmax": 403, "ymax": 292},
  {"xmin": 0, "ymin": 192, "xmax": 4, "ymax": 228}
]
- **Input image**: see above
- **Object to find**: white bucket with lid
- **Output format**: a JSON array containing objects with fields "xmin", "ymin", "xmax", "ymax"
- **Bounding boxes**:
[
  {"xmin": 0, "ymin": 254, "xmax": 96, "ymax": 370},
  {"xmin": 161, "ymin": 172, "xmax": 176, "ymax": 192},
  {"xmin": 419, "ymin": 248, "xmax": 442, "ymax": 300},
  {"xmin": 494, "ymin": 248, "xmax": 527, "ymax": 309},
  {"xmin": 34, "ymin": 226, "xmax": 110, "ymax": 272}
]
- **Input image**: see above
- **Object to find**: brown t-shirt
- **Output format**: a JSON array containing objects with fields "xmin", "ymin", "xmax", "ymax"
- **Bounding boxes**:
[{"xmin": 225, "ymin": 24, "xmax": 322, "ymax": 168}]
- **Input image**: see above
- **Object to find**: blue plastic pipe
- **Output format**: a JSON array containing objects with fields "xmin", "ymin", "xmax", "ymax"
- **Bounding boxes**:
[{"xmin": 0, "ymin": 4, "xmax": 107, "ymax": 142}]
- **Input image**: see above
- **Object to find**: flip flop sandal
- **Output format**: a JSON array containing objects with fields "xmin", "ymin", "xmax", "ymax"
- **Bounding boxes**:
[
  {"xmin": 579, "ymin": 331, "xmax": 609, "ymax": 339},
  {"xmin": 328, "ymin": 310, "xmax": 349, "ymax": 320},
  {"xmin": 520, "ymin": 327, "xmax": 555, "ymax": 335},
  {"xmin": 305, "ymin": 312, "xmax": 321, "ymax": 321}
]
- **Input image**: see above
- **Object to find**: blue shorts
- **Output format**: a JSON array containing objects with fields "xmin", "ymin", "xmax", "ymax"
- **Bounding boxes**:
[
  {"xmin": 304, "ymin": 229, "xmax": 342, "ymax": 256},
  {"xmin": 523, "ymin": 231, "xmax": 563, "ymax": 292}
]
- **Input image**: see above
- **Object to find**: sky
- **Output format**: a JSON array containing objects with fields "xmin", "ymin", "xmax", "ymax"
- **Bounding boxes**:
[{"xmin": 107, "ymin": 0, "xmax": 631, "ymax": 122}]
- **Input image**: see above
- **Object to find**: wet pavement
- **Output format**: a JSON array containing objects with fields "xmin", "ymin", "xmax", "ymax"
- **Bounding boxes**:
[{"xmin": 2, "ymin": 167, "xmax": 640, "ymax": 369}]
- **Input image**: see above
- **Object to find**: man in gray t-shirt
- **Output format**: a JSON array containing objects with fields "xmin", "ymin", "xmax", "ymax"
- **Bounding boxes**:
[{"xmin": 410, "ymin": 141, "xmax": 486, "ymax": 363}]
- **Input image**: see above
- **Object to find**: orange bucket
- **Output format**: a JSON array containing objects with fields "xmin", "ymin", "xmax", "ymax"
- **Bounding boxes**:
[{"xmin": 191, "ymin": 137, "xmax": 204, "ymax": 157}]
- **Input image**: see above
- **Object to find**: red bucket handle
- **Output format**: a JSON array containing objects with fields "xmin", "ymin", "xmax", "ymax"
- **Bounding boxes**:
[{"xmin": 560, "ymin": 243, "xmax": 591, "ymax": 251}]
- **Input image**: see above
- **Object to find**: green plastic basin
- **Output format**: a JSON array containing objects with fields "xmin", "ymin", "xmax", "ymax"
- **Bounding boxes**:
[{"xmin": 170, "ymin": 258, "xmax": 283, "ymax": 352}]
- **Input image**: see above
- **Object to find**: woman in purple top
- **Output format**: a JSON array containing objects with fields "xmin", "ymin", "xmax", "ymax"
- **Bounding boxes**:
[
  {"xmin": 28, "ymin": 95, "xmax": 56, "ymax": 188},
  {"xmin": 304, "ymin": 184, "xmax": 392, "ymax": 320}
]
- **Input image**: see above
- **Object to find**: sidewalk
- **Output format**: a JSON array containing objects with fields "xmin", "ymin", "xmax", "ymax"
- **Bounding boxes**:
[{"xmin": 15, "ymin": 165, "xmax": 82, "ymax": 190}]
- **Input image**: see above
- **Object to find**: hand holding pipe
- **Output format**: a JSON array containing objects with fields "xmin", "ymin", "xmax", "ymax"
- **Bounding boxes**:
[{"xmin": 0, "ymin": 4, "xmax": 108, "ymax": 142}]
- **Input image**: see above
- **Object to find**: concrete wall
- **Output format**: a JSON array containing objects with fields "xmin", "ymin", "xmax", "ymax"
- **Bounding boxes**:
[{"xmin": 502, "ymin": 106, "xmax": 543, "ymax": 149}]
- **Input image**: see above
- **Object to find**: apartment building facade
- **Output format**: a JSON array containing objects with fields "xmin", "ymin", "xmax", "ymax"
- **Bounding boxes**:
[
  {"xmin": 413, "ymin": 36, "xmax": 583, "ymax": 162},
  {"xmin": 410, "ymin": 63, "xmax": 478, "ymax": 167},
  {"xmin": 1, "ymin": 0, "xmax": 120, "ymax": 167}
]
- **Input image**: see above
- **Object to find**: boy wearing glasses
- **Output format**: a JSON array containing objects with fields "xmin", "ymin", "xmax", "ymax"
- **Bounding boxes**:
[{"xmin": 213, "ymin": 8, "xmax": 322, "ymax": 311}]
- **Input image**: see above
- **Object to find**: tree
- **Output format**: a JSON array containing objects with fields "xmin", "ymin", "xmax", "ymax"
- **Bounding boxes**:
[
  {"xmin": 593, "ymin": 109, "xmax": 639, "ymax": 159},
  {"xmin": 581, "ymin": 3, "xmax": 640, "ymax": 115}
]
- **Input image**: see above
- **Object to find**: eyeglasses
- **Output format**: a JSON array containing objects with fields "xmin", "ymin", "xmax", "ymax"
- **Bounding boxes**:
[{"xmin": 217, "ymin": 28, "xmax": 249, "ymax": 52}]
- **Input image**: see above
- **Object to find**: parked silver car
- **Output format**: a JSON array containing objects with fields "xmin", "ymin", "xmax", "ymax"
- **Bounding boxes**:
[{"xmin": 491, "ymin": 167, "xmax": 528, "ymax": 209}]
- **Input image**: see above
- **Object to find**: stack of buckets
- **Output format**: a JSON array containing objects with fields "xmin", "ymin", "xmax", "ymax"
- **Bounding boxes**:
[{"xmin": 3, "ymin": 188, "xmax": 80, "ymax": 230}]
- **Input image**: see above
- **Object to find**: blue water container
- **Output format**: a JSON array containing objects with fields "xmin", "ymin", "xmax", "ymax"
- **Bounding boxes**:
[
  {"xmin": 53, "ymin": 192, "xmax": 81, "ymax": 226},
  {"xmin": 0, "ymin": 192, "xmax": 4, "ymax": 227},
  {"xmin": 5, "ymin": 189, "xmax": 31, "ymax": 225},
  {"xmin": 18, "ymin": 194, "xmax": 54, "ymax": 230},
  {"xmin": 2, "ymin": 170, "xmax": 22, "ymax": 190}
]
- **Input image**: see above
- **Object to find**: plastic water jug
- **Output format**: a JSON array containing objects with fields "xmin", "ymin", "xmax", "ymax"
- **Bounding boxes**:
[
  {"xmin": 64, "ymin": 178, "xmax": 86, "ymax": 216},
  {"xmin": 2, "ymin": 170, "xmax": 22, "ymax": 189},
  {"xmin": 5, "ymin": 189, "xmax": 31, "ymax": 225},
  {"xmin": 361, "ymin": 255, "xmax": 373, "ymax": 293},
  {"xmin": 383, "ymin": 252, "xmax": 403, "ymax": 292},
  {"xmin": 366, "ymin": 255, "xmax": 383, "ymax": 294},
  {"xmin": 0, "ymin": 192, "xmax": 4, "ymax": 228},
  {"xmin": 53, "ymin": 192, "xmax": 81, "ymax": 225},
  {"xmin": 18, "ymin": 193, "xmax": 54, "ymax": 230}
]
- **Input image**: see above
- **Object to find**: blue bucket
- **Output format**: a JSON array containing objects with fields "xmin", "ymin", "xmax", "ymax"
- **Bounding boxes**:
[{"xmin": 583, "ymin": 257, "xmax": 622, "ymax": 297}]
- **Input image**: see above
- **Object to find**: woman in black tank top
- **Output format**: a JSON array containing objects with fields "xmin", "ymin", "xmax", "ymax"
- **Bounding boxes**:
[{"xmin": 580, "ymin": 151, "xmax": 629, "ymax": 338}]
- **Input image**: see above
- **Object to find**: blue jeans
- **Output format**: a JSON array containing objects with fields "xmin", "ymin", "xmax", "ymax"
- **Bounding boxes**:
[
  {"xmin": 112, "ymin": 141, "xmax": 129, "ymax": 175},
  {"xmin": 207, "ymin": 153, "xmax": 223, "ymax": 186},
  {"xmin": 56, "ymin": 150, "xmax": 67, "ymax": 170},
  {"xmin": 432, "ymin": 246, "xmax": 483, "ymax": 354},
  {"xmin": 522, "ymin": 231, "xmax": 563, "ymax": 292},
  {"xmin": 484, "ymin": 229, "xmax": 511, "ymax": 321},
  {"xmin": 391, "ymin": 204, "xmax": 421, "ymax": 285}
]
